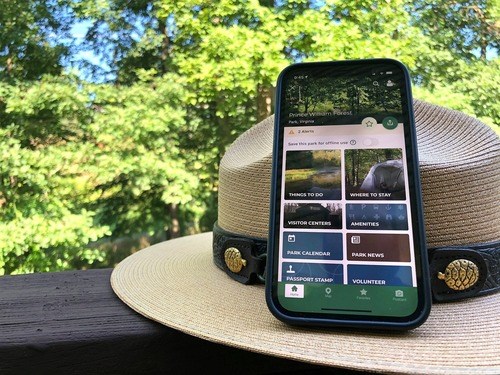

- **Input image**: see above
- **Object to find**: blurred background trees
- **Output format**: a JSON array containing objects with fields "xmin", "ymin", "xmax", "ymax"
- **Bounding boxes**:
[{"xmin": 0, "ymin": 0, "xmax": 498, "ymax": 274}]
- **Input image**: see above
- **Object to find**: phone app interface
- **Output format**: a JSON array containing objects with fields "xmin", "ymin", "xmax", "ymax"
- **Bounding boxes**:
[{"xmin": 277, "ymin": 64, "xmax": 418, "ymax": 317}]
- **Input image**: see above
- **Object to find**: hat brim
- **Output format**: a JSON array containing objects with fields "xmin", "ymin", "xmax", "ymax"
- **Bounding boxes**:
[{"xmin": 111, "ymin": 233, "xmax": 500, "ymax": 374}]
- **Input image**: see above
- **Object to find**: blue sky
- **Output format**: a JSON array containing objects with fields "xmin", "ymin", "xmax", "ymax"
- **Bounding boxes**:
[
  {"xmin": 69, "ymin": 20, "xmax": 114, "ymax": 82},
  {"xmin": 71, "ymin": 21, "xmax": 100, "ymax": 65}
]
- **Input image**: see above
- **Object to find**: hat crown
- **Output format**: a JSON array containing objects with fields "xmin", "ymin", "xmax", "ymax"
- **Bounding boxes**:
[
  {"xmin": 111, "ymin": 99, "xmax": 500, "ymax": 374},
  {"xmin": 218, "ymin": 100, "xmax": 500, "ymax": 247}
]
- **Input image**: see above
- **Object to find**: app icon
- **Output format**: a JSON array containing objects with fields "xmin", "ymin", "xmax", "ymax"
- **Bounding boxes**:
[
  {"xmin": 285, "ymin": 284, "xmax": 304, "ymax": 298},
  {"xmin": 395, "ymin": 290, "xmax": 404, "ymax": 297},
  {"xmin": 287, "ymin": 234, "xmax": 296, "ymax": 243},
  {"xmin": 382, "ymin": 116, "xmax": 398, "ymax": 130},
  {"xmin": 361, "ymin": 117, "xmax": 377, "ymax": 128},
  {"xmin": 351, "ymin": 235, "xmax": 361, "ymax": 244}
]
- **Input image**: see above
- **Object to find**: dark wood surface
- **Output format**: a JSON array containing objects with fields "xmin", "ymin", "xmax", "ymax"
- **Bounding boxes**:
[{"xmin": 0, "ymin": 269, "xmax": 360, "ymax": 374}]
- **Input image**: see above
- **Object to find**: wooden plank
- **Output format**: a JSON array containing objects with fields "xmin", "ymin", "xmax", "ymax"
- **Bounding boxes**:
[{"xmin": 0, "ymin": 269, "xmax": 347, "ymax": 374}]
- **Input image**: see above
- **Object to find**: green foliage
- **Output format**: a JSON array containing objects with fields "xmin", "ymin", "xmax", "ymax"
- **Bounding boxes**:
[
  {"xmin": 0, "ymin": 0, "xmax": 498, "ymax": 274},
  {"xmin": 0, "ymin": 0, "xmax": 73, "ymax": 80},
  {"xmin": 0, "ymin": 73, "xmax": 203, "ymax": 274},
  {"xmin": 0, "ymin": 76, "xmax": 109, "ymax": 274},
  {"xmin": 86, "ymin": 72, "xmax": 202, "ymax": 236},
  {"xmin": 414, "ymin": 58, "xmax": 500, "ymax": 127},
  {"xmin": 410, "ymin": 0, "xmax": 499, "ymax": 60}
]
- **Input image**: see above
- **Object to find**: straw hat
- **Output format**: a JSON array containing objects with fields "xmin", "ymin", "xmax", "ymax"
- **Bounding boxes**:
[{"xmin": 111, "ymin": 100, "xmax": 500, "ymax": 374}]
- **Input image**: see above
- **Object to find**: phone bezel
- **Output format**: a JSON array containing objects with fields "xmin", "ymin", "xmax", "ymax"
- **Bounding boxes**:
[{"xmin": 265, "ymin": 58, "xmax": 431, "ymax": 330}]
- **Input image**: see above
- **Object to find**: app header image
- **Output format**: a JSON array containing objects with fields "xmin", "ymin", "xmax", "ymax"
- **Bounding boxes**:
[
  {"xmin": 283, "ymin": 65, "xmax": 403, "ymax": 125},
  {"xmin": 345, "ymin": 149, "xmax": 405, "ymax": 200},
  {"xmin": 285, "ymin": 150, "xmax": 341, "ymax": 200},
  {"xmin": 284, "ymin": 202, "xmax": 342, "ymax": 229}
]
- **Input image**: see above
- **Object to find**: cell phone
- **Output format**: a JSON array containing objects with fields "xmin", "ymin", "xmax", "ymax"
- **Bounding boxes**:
[{"xmin": 266, "ymin": 59, "xmax": 431, "ymax": 330}]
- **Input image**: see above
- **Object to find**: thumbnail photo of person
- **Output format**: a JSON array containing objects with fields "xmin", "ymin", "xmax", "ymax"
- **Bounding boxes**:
[
  {"xmin": 283, "ymin": 202, "xmax": 342, "ymax": 229},
  {"xmin": 345, "ymin": 149, "xmax": 406, "ymax": 200},
  {"xmin": 285, "ymin": 150, "xmax": 341, "ymax": 200}
]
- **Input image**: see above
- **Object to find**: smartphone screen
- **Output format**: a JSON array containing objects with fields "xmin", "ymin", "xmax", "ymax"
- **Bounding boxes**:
[{"xmin": 267, "ymin": 59, "xmax": 430, "ymax": 328}]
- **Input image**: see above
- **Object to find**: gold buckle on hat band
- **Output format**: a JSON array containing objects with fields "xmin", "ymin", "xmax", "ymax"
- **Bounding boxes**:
[
  {"xmin": 437, "ymin": 259, "xmax": 480, "ymax": 291},
  {"xmin": 213, "ymin": 222, "xmax": 267, "ymax": 285},
  {"xmin": 224, "ymin": 247, "xmax": 247, "ymax": 273}
]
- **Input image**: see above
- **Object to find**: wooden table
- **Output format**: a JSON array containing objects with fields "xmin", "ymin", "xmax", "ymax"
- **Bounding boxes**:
[{"xmin": 0, "ymin": 269, "xmax": 360, "ymax": 374}]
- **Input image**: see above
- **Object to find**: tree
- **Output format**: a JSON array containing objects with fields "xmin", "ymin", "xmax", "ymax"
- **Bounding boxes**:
[
  {"xmin": 0, "ymin": 71, "xmax": 201, "ymax": 274},
  {"xmin": 72, "ymin": 0, "xmax": 169, "ymax": 83},
  {"xmin": 86, "ymin": 72, "xmax": 201, "ymax": 240},
  {"xmin": 0, "ymin": 76, "xmax": 109, "ymax": 274},
  {"xmin": 410, "ymin": 0, "xmax": 499, "ymax": 61},
  {"xmin": 1, "ymin": 0, "xmax": 498, "ymax": 274},
  {"xmin": 0, "ymin": 0, "xmax": 73, "ymax": 80},
  {"xmin": 408, "ymin": 0, "xmax": 499, "ymax": 127}
]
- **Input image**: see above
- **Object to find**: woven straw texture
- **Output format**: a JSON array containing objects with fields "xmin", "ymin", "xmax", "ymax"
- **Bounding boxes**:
[
  {"xmin": 218, "ymin": 100, "xmax": 500, "ymax": 248},
  {"xmin": 111, "ymin": 232, "xmax": 500, "ymax": 374}
]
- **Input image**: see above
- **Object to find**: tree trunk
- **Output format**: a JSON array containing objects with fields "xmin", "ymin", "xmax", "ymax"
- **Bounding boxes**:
[
  {"xmin": 6, "ymin": 56, "xmax": 13, "ymax": 76},
  {"xmin": 214, "ymin": 96, "xmax": 234, "ymax": 163},
  {"xmin": 158, "ymin": 18, "xmax": 170, "ymax": 73},
  {"xmin": 167, "ymin": 203, "xmax": 180, "ymax": 239},
  {"xmin": 257, "ymin": 84, "xmax": 274, "ymax": 122}
]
